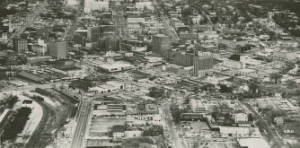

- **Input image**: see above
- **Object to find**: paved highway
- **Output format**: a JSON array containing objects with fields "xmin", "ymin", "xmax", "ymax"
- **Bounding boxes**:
[
  {"xmin": 160, "ymin": 102, "xmax": 188, "ymax": 148},
  {"xmin": 70, "ymin": 99, "xmax": 92, "ymax": 148},
  {"xmin": 242, "ymin": 101, "xmax": 287, "ymax": 148}
]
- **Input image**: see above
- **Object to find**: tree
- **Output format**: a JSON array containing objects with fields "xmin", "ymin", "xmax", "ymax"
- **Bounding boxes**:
[
  {"xmin": 148, "ymin": 87, "xmax": 164, "ymax": 98},
  {"xmin": 201, "ymin": 83, "xmax": 215, "ymax": 92},
  {"xmin": 247, "ymin": 79, "xmax": 261, "ymax": 98},
  {"xmin": 283, "ymin": 61, "xmax": 295, "ymax": 73},
  {"xmin": 2, "ymin": 107, "xmax": 31, "ymax": 141},
  {"xmin": 263, "ymin": 108, "xmax": 285, "ymax": 124},
  {"xmin": 123, "ymin": 137, "xmax": 154, "ymax": 148},
  {"xmin": 7, "ymin": 95, "xmax": 18, "ymax": 108},
  {"xmin": 219, "ymin": 84, "xmax": 233, "ymax": 93},
  {"xmin": 181, "ymin": 7, "xmax": 193, "ymax": 24},
  {"xmin": 286, "ymin": 80, "xmax": 297, "ymax": 89},
  {"xmin": 218, "ymin": 43, "xmax": 227, "ymax": 50},
  {"xmin": 69, "ymin": 79, "xmax": 92, "ymax": 91},
  {"xmin": 170, "ymin": 104, "xmax": 184, "ymax": 123},
  {"xmin": 270, "ymin": 72, "xmax": 282, "ymax": 84},
  {"xmin": 143, "ymin": 125, "xmax": 164, "ymax": 136},
  {"xmin": 32, "ymin": 95, "xmax": 44, "ymax": 102},
  {"xmin": 228, "ymin": 54, "xmax": 240, "ymax": 61},
  {"xmin": 248, "ymin": 113, "xmax": 255, "ymax": 121},
  {"xmin": 269, "ymin": 31, "xmax": 279, "ymax": 40}
]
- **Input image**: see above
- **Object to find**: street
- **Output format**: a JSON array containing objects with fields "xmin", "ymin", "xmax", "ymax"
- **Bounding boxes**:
[
  {"xmin": 70, "ymin": 99, "xmax": 92, "ymax": 148},
  {"xmin": 242, "ymin": 101, "xmax": 286, "ymax": 148},
  {"xmin": 160, "ymin": 101, "xmax": 188, "ymax": 148}
]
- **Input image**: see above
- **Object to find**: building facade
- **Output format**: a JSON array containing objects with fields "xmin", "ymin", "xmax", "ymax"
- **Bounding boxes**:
[
  {"xmin": 13, "ymin": 38, "xmax": 28, "ymax": 53},
  {"xmin": 151, "ymin": 34, "xmax": 171, "ymax": 57},
  {"xmin": 48, "ymin": 41, "xmax": 67, "ymax": 59}
]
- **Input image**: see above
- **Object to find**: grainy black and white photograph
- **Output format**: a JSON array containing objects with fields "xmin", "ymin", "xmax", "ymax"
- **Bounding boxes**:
[{"xmin": 0, "ymin": 0, "xmax": 300, "ymax": 148}]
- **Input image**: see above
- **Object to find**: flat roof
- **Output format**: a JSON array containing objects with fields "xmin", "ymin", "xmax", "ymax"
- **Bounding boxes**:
[
  {"xmin": 101, "ymin": 61, "xmax": 133, "ymax": 69},
  {"xmin": 89, "ymin": 118, "xmax": 125, "ymax": 134},
  {"xmin": 238, "ymin": 138, "xmax": 270, "ymax": 148},
  {"xmin": 239, "ymin": 68, "xmax": 256, "ymax": 73}
]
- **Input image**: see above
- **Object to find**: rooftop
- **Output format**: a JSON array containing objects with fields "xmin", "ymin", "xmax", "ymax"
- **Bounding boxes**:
[{"xmin": 238, "ymin": 138, "xmax": 270, "ymax": 148}]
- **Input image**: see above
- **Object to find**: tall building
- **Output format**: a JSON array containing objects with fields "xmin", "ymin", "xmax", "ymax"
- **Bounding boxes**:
[
  {"xmin": 173, "ymin": 51, "xmax": 194, "ymax": 67},
  {"xmin": 13, "ymin": 37, "xmax": 28, "ymax": 53},
  {"xmin": 87, "ymin": 25, "xmax": 114, "ymax": 42},
  {"xmin": 193, "ymin": 52, "xmax": 214, "ymax": 77},
  {"xmin": 48, "ymin": 41, "xmax": 67, "ymax": 59},
  {"xmin": 152, "ymin": 34, "xmax": 171, "ymax": 57}
]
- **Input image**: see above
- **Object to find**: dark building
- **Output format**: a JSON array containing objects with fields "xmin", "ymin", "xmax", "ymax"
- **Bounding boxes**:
[
  {"xmin": 13, "ymin": 37, "xmax": 28, "ymax": 53},
  {"xmin": 87, "ymin": 25, "xmax": 114, "ymax": 42},
  {"xmin": 173, "ymin": 51, "xmax": 194, "ymax": 67},
  {"xmin": 193, "ymin": 54, "xmax": 214, "ymax": 77},
  {"xmin": 151, "ymin": 34, "xmax": 170, "ymax": 57}
]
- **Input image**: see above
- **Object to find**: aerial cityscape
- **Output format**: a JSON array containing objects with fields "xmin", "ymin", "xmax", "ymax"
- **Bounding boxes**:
[{"xmin": 1, "ymin": 0, "xmax": 300, "ymax": 148}]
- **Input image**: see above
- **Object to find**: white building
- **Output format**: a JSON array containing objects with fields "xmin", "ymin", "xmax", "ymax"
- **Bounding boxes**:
[
  {"xmin": 126, "ymin": 104, "xmax": 162, "ymax": 126},
  {"xmin": 87, "ymin": 57, "xmax": 134, "ymax": 72},
  {"xmin": 84, "ymin": 0, "xmax": 109, "ymax": 13},
  {"xmin": 0, "ymin": 32, "xmax": 8, "ymax": 43},
  {"xmin": 190, "ymin": 99, "xmax": 207, "ymax": 113},
  {"xmin": 240, "ymin": 56, "xmax": 264, "ymax": 68},
  {"xmin": 219, "ymin": 126, "xmax": 261, "ymax": 138},
  {"xmin": 135, "ymin": 1, "xmax": 154, "ymax": 10},
  {"xmin": 233, "ymin": 112, "xmax": 248, "ymax": 123},
  {"xmin": 88, "ymin": 81, "xmax": 125, "ymax": 94},
  {"xmin": 126, "ymin": 114, "xmax": 162, "ymax": 126},
  {"xmin": 125, "ymin": 130, "xmax": 142, "ymax": 138},
  {"xmin": 222, "ymin": 59, "xmax": 243, "ymax": 69},
  {"xmin": 238, "ymin": 138, "xmax": 270, "ymax": 148},
  {"xmin": 127, "ymin": 17, "xmax": 146, "ymax": 33}
]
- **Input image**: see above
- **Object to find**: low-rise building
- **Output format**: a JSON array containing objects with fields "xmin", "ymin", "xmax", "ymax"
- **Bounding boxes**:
[
  {"xmin": 190, "ymin": 99, "xmax": 207, "ymax": 113},
  {"xmin": 238, "ymin": 138, "xmax": 270, "ymax": 148},
  {"xmin": 219, "ymin": 126, "xmax": 261, "ymax": 138},
  {"xmin": 232, "ymin": 112, "xmax": 248, "ymax": 123},
  {"xmin": 87, "ymin": 57, "xmax": 134, "ymax": 73},
  {"xmin": 126, "ymin": 104, "xmax": 161, "ymax": 126},
  {"xmin": 88, "ymin": 81, "xmax": 125, "ymax": 94},
  {"xmin": 274, "ymin": 116, "xmax": 284, "ymax": 125}
]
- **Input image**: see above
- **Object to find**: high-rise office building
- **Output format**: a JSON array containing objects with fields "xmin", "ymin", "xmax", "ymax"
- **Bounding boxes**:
[
  {"xmin": 193, "ymin": 52, "xmax": 214, "ymax": 77},
  {"xmin": 174, "ymin": 51, "xmax": 194, "ymax": 67},
  {"xmin": 87, "ymin": 25, "xmax": 114, "ymax": 42},
  {"xmin": 152, "ymin": 34, "xmax": 171, "ymax": 57},
  {"xmin": 13, "ymin": 37, "xmax": 28, "ymax": 53},
  {"xmin": 48, "ymin": 40, "xmax": 67, "ymax": 59}
]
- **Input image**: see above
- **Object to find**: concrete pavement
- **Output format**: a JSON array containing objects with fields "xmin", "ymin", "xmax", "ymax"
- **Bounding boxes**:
[
  {"xmin": 70, "ymin": 99, "xmax": 92, "ymax": 148},
  {"xmin": 160, "ymin": 102, "xmax": 188, "ymax": 148},
  {"xmin": 242, "ymin": 101, "xmax": 286, "ymax": 148}
]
